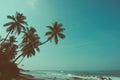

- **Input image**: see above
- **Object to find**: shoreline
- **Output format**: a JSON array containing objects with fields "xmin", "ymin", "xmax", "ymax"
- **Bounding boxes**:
[
  {"xmin": 19, "ymin": 70, "xmax": 120, "ymax": 80},
  {"xmin": 18, "ymin": 73, "xmax": 42, "ymax": 80},
  {"xmin": 18, "ymin": 73, "xmax": 120, "ymax": 80}
]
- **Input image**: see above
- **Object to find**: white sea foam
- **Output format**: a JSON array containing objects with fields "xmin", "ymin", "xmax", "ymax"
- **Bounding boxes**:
[{"xmin": 21, "ymin": 70, "xmax": 120, "ymax": 80}]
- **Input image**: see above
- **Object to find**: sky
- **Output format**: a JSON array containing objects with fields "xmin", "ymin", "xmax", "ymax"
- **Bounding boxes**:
[{"xmin": 0, "ymin": 0, "xmax": 120, "ymax": 71}]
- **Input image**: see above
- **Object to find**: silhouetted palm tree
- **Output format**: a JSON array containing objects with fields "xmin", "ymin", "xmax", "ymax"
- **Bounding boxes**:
[
  {"xmin": 43, "ymin": 21, "xmax": 65, "ymax": 44},
  {"xmin": 0, "ymin": 12, "xmax": 66, "ymax": 79},
  {"xmin": 14, "ymin": 27, "xmax": 40, "ymax": 64},
  {"xmin": 7, "ymin": 36, "xmax": 18, "ymax": 60},
  {"xmin": 0, "ymin": 36, "xmax": 18, "ymax": 61},
  {"xmin": 2, "ymin": 12, "xmax": 27, "ymax": 44}
]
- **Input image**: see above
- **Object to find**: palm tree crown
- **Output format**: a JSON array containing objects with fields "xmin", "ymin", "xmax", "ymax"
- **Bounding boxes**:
[
  {"xmin": 45, "ymin": 21, "xmax": 65, "ymax": 44},
  {"xmin": 21, "ymin": 27, "xmax": 41, "ymax": 58},
  {"xmin": 0, "ymin": 36, "xmax": 18, "ymax": 61},
  {"xmin": 3, "ymin": 12, "xmax": 27, "ymax": 35}
]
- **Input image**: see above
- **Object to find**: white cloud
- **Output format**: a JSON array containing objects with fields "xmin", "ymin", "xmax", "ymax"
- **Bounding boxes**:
[{"xmin": 26, "ymin": 0, "xmax": 37, "ymax": 9}]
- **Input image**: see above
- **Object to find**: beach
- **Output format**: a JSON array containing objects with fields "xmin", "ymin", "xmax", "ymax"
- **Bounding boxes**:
[
  {"xmin": 20, "ymin": 70, "xmax": 120, "ymax": 80},
  {"xmin": 17, "ymin": 73, "xmax": 41, "ymax": 80}
]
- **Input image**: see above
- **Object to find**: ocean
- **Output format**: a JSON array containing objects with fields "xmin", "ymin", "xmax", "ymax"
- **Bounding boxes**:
[{"xmin": 21, "ymin": 70, "xmax": 120, "ymax": 80}]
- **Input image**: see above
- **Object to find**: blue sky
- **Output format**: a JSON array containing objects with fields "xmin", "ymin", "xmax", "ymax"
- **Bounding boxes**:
[{"xmin": 0, "ymin": 0, "xmax": 120, "ymax": 71}]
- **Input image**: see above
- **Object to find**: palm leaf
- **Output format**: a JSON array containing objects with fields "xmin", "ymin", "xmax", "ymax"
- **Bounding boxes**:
[
  {"xmin": 7, "ymin": 16, "xmax": 16, "ymax": 21},
  {"xmin": 21, "ymin": 21, "xmax": 28, "ymax": 26},
  {"xmin": 45, "ymin": 32, "xmax": 52, "ymax": 36},
  {"xmin": 16, "ymin": 25, "xmax": 21, "ymax": 35},
  {"xmin": 6, "ymin": 26, "xmax": 13, "ymax": 32},
  {"xmin": 47, "ymin": 26, "xmax": 54, "ymax": 31},
  {"xmin": 59, "ymin": 28, "xmax": 65, "ymax": 32},
  {"xmin": 53, "ymin": 21, "xmax": 58, "ymax": 28},
  {"xmin": 3, "ymin": 22, "xmax": 14, "ymax": 27},
  {"xmin": 58, "ymin": 33, "xmax": 65, "ymax": 39},
  {"xmin": 54, "ymin": 35, "xmax": 58, "ymax": 44},
  {"xmin": 30, "ymin": 27, "xmax": 36, "ymax": 33},
  {"xmin": 57, "ymin": 23, "xmax": 63, "ymax": 27},
  {"xmin": 20, "ymin": 24, "xmax": 26, "ymax": 32},
  {"xmin": 36, "ymin": 47, "xmax": 40, "ymax": 52}
]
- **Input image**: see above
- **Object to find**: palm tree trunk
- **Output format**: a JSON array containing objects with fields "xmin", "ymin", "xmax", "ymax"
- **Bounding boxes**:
[
  {"xmin": 1, "ymin": 31, "xmax": 11, "ymax": 44},
  {"xmin": 17, "ymin": 56, "xmax": 25, "ymax": 65},
  {"xmin": 13, "ymin": 53, "xmax": 23, "ymax": 63},
  {"xmin": 40, "ymin": 39, "xmax": 49, "ymax": 45}
]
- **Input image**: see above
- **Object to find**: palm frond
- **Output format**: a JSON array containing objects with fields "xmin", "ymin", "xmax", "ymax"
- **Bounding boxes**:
[
  {"xmin": 53, "ymin": 21, "xmax": 58, "ymax": 28},
  {"xmin": 7, "ymin": 16, "xmax": 16, "ymax": 21},
  {"xmin": 45, "ymin": 32, "xmax": 52, "ymax": 36},
  {"xmin": 59, "ymin": 28, "xmax": 65, "ymax": 32},
  {"xmin": 16, "ymin": 25, "xmax": 21, "ymax": 35},
  {"xmin": 54, "ymin": 35, "xmax": 58, "ymax": 44},
  {"xmin": 30, "ymin": 27, "xmax": 36, "ymax": 33},
  {"xmin": 58, "ymin": 33, "xmax": 65, "ymax": 39},
  {"xmin": 21, "ymin": 21, "xmax": 28, "ymax": 26},
  {"xmin": 3, "ymin": 22, "xmax": 14, "ymax": 27},
  {"xmin": 36, "ymin": 47, "xmax": 40, "ymax": 52},
  {"xmin": 47, "ymin": 26, "xmax": 54, "ymax": 31},
  {"xmin": 57, "ymin": 23, "xmax": 63, "ymax": 27},
  {"xmin": 20, "ymin": 24, "xmax": 26, "ymax": 32},
  {"xmin": 6, "ymin": 26, "xmax": 13, "ymax": 32}
]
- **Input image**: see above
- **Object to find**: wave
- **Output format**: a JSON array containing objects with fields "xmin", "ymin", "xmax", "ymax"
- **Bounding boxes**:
[{"xmin": 21, "ymin": 70, "xmax": 120, "ymax": 80}]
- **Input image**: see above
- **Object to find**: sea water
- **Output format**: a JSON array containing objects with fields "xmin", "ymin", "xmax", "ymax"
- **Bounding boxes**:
[
  {"xmin": 22, "ymin": 70, "xmax": 74, "ymax": 79},
  {"xmin": 21, "ymin": 70, "xmax": 120, "ymax": 80}
]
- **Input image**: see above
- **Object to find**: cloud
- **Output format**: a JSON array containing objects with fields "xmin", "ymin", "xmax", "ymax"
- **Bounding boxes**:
[{"xmin": 26, "ymin": 0, "xmax": 37, "ymax": 9}]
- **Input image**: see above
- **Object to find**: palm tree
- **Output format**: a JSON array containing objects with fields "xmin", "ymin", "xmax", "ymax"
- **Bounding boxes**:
[
  {"xmin": 7, "ymin": 36, "xmax": 18, "ymax": 60},
  {"xmin": 14, "ymin": 27, "xmax": 40, "ymax": 64},
  {"xmin": 43, "ymin": 21, "xmax": 65, "ymax": 44},
  {"xmin": 0, "ymin": 36, "xmax": 18, "ymax": 61},
  {"xmin": 2, "ymin": 12, "xmax": 27, "ymax": 44}
]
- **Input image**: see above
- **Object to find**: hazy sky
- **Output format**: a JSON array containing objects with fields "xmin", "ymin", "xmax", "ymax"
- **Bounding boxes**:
[{"xmin": 0, "ymin": 0, "xmax": 120, "ymax": 71}]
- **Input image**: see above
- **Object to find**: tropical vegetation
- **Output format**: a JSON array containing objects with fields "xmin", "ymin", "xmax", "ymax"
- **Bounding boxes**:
[{"xmin": 0, "ymin": 12, "xmax": 65, "ymax": 80}]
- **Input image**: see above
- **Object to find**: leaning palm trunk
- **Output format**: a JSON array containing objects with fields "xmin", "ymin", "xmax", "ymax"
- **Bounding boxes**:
[
  {"xmin": 13, "ymin": 53, "xmax": 23, "ymax": 63},
  {"xmin": 40, "ymin": 38, "xmax": 49, "ymax": 45},
  {"xmin": 1, "ymin": 31, "xmax": 11, "ymax": 44},
  {"xmin": 17, "ymin": 56, "xmax": 25, "ymax": 65}
]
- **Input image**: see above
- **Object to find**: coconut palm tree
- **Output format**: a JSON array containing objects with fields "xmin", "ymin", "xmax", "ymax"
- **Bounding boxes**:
[
  {"xmin": 43, "ymin": 21, "xmax": 65, "ymax": 44},
  {"xmin": 7, "ymin": 36, "xmax": 18, "ymax": 60},
  {"xmin": 0, "ymin": 36, "xmax": 18, "ymax": 61},
  {"xmin": 0, "ymin": 12, "xmax": 66, "ymax": 79},
  {"xmin": 14, "ymin": 27, "xmax": 40, "ymax": 64},
  {"xmin": 2, "ymin": 12, "xmax": 27, "ymax": 44}
]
